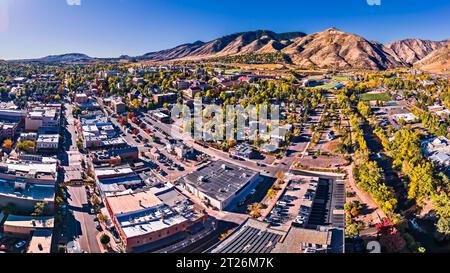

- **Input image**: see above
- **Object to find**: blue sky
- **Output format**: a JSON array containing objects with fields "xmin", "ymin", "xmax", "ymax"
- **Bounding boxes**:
[{"xmin": 0, "ymin": 0, "xmax": 449, "ymax": 59}]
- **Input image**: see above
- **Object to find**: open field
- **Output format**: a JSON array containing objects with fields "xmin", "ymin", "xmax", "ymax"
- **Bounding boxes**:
[{"xmin": 359, "ymin": 92, "xmax": 393, "ymax": 102}]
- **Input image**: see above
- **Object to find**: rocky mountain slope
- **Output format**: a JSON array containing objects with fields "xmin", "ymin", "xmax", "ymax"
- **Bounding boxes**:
[
  {"xmin": 139, "ymin": 30, "xmax": 306, "ymax": 61},
  {"xmin": 386, "ymin": 39, "xmax": 446, "ymax": 64},
  {"xmin": 415, "ymin": 41, "xmax": 450, "ymax": 74},
  {"xmin": 281, "ymin": 28, "xmax": 405, "ymax": 70}
]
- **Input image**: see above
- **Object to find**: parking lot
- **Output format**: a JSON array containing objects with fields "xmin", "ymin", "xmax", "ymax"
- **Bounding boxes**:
[
  {"xmin": 0, "ymin": 234, "xmax": 28, "ymax": 253},
  {"xmin": 264, "ymin": 176, "xmax": 319, "ymax": 232}
]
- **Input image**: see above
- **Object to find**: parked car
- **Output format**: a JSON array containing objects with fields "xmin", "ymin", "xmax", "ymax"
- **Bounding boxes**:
[
  {"xmin": 15, "ymin": 240, "xmax": 27, "ymax": 249},
  {"xmin": 292, "ymin": 219, "xmax": 304, "ymax": 227},
  {"xmin": 96, "ymin": 223, "xmax": 103, "ymax": 231},
  {"xmin": 304, "ymin": 248, "xmax": 318, "ymax": 253}
]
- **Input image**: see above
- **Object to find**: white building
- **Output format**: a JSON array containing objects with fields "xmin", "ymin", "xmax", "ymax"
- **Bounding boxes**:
[
  {"xmin": 393, "ymin": 113, "xmax": 419, "ymax": 124},
  {"xmin": 422, "ymin": 136, "xmax": 450, "ymax": 166},
  {"xmin": 37, "ymin": 134, "xmax": 60, "ymax": 150}
]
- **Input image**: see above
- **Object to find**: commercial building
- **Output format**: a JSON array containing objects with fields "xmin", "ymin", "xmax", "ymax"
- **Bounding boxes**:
[
  {"xmin": 79, "ymin": 114, "xmax": 123, "ymax": 149},
  {"xmin": 111, "ymin": 99, "xmax": 126, "ymax": 114},
  {"xmin": 149, "ymin": 110, "xmax": 171, "ymax": 123},
  {"xmin": 273, "ymin": 227, "xmax": 336, "ymax": 253},
  {"xmin": 25, "ymin": 105, "xmax": 61, "ymax": 133},
  {"xmin": 2, "ymin": 214, "xmax": 54, "ymax": 238},
  {"xmin": 208, "ymin": 219, "xmax": 284, "ymax": 253},
  {"xmin": 153, "ymin": 93, "xmax": 177, "ymax": 106},
  {"xmin": 91, "ymin": 146, "xmax": 139, "ymax": 165},
  {"xmin": 0, "ymin": 121, "xmax": 20, "ymax": 142},
  {"xmin": 94, "ymin": 166, "xmax": 144, "ymax": 193},
  {"xmin": 0, "ymin": 158, "xmax": 57, "ymax": 213},
  {"xmin": 36, "ymin": 134, "xmax": 60, "ymax": 151},
  {"xmin": 103, "ymin": 184, "xmax": 207, "ymax": 252},
  {"xmin": 0, "ymin": 104, "xmax": 26, "ymax": 122},
  {"xmin": 19, "ymin": 132, "xmax": 38, "ymax": 141},
  {"xmin": 181, "ymin": 160, "xmax": 260, "ymax": 211}
]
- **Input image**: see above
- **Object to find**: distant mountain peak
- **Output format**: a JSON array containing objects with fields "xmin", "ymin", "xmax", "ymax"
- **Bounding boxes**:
[{"xmin": 326, "ymin": 27, "xmax": 342, "ymax": 32}]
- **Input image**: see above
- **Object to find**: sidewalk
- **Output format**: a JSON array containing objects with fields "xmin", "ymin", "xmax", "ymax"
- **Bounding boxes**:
[{"xmin": 345, "ymin": 165, "xmax": 386, "ymax": 223}]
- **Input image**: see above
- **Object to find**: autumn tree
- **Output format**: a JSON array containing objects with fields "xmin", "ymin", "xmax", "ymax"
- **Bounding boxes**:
[
  {"xmin": 247, "ymin": 203, "xmax": 262, "ymax": 218},
  {"xmin": 2, "ymin": 139, "xmax": 13, "ymax": 150}
]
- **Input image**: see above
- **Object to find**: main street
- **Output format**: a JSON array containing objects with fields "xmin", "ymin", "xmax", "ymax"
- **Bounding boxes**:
[{"xmin": 61, "ymin": 102, "xmax": 101, "ymax": 253}]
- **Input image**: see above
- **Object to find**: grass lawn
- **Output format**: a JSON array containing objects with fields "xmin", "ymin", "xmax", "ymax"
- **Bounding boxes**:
[
  {"xmin": 315, "ymin": 83, "xmax": 339, "ymax": 89},
  {"xmin": 359, "ymin": 92, "xmax": 393, "ymax": 102},
  {"xmin": 331, "ymin": 76, "xmax": 350, "ymax": 81}
]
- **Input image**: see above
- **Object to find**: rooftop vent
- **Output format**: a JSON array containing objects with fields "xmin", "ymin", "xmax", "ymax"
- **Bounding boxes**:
[{"xmin": 197, "ymin": 176, "xmax": 205, "ymax": 182}]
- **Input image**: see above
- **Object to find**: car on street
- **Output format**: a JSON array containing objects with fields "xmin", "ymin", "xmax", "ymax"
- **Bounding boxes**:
[
  {"xmin": 96, "ymin": 223, "xmax": 103, "ymax": 231},
  {"xmin": 15, "ymin": 240, "xmax": 27, "ymax": 249}
]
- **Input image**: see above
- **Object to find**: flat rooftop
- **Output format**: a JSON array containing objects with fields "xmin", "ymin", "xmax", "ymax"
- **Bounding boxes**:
[
  {"xmin": 273, "ymin": 227, "xmax": 332, "ymax": 253},
  {"xmin": 4, "ymin": 159, "xmax": 57, "ymax": 176},
  {"xmin": 3, "ymin": 215, "xmax": 54, "ymax": 229},
  {"xmin": 0, "ymin": 183, "xmax": 55, "ymax": 202},
  {"xmin": 119, "ymin": 210, "xmax": 187, "ymax": 238},
  {"xmin": 184, "ymin": 160, "xmax": 258, "ymax": 202},
  {"xmin": 106, "ymin": 190, "xmax": 163, "ymax": 215},
  {"xmin": 37, "ymin": 134, "xmax": 60, "ymax": 143},
  {"xmin": 95, "ymin": 167, "xmax": 134, "ymax": 178},
  {"xmin": 106, "ymin": 185, "xmax": 202, "ymax": 239},
  {"xmin": 208, "ymin": 219, "xmax": 284, "ymax": 253},
  {"xmin": 27, "ymin": 229, "xmax": 53, "ymax": 253}
]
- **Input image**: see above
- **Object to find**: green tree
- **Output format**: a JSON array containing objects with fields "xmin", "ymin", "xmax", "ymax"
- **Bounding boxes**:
[
  {"xmin": 16, "ymin": 140, "xmax": 36, "ymax": 153},
  {"xmin": 407, "ymin": 162, "xmax": 435, "ymax": 202},
  {"xmin": 100, "ymin": 234, "xmax": 111, "ymax": 246},
  {"xmin": 32, "ymin": 202, "xmax": 46, "ymax": 216},
  {"xmin": 435, "ymin": 217, "xmax": 450, "ymax": 241}
]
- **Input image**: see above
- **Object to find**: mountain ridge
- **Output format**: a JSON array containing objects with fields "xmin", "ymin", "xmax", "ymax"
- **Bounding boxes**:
[{"xmin": 6, "ymin": 29, "xmax": 448, "ymax": 71}]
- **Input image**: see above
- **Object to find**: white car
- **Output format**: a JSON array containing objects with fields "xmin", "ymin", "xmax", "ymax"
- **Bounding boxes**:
[
  {"xmin": 293, "ymin": 219, "xmax": 304, "ymax": 226},
  {"xmin": 15, "ymin": 240, "xmax": 27, "ymax": 249}
]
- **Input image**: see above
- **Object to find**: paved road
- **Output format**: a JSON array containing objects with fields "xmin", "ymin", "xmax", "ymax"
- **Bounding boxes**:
[
  {"xmin": 61, "ymin": 101, "xmax": 101, "ymax": 253},
  {"xmin": 66, "ymin": 186, "xmax": 101, "ymax": 253}
]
